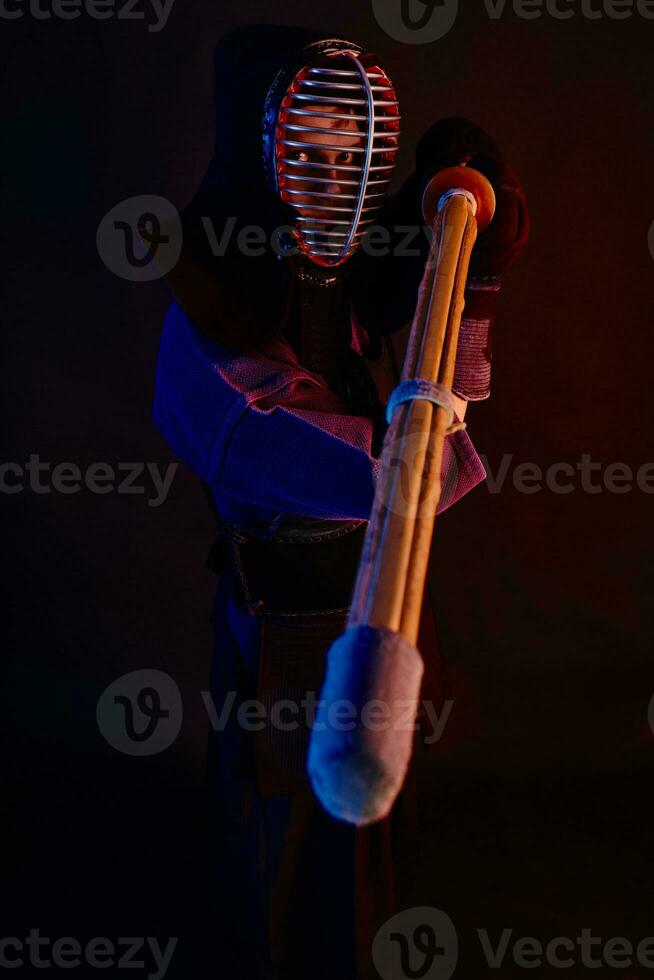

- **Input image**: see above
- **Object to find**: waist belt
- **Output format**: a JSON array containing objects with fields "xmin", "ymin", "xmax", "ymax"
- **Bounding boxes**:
[{"xmin": 207, "ymin": 518, "xmax": 368, "ymax": 615}]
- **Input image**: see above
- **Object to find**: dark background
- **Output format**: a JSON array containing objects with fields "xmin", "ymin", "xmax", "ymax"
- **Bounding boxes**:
[{"xmin": 3, "ymin": 1, "xmax": 653, "ymax": 977}]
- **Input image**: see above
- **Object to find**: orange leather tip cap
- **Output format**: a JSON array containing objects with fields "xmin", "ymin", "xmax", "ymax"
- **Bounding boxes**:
[{"xmin": 422, "ymin": 166, "xmax": 496, "ymax": 231}]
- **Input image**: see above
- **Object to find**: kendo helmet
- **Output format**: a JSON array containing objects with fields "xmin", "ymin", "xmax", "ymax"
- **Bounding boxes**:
[{"xmin": 263, "ymin": 38, "xmax": 400, "ymax": 268}]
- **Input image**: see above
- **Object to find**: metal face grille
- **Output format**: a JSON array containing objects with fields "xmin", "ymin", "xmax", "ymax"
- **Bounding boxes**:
[{"xmin": 274, "ymin": 50, "xmax": 400, "ymax": 268}]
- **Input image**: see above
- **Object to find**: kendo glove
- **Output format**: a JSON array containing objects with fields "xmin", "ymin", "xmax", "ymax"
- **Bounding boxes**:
[{"xmin": 416, "ymin": 117, "xmax": 531, "ymax": 399}]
